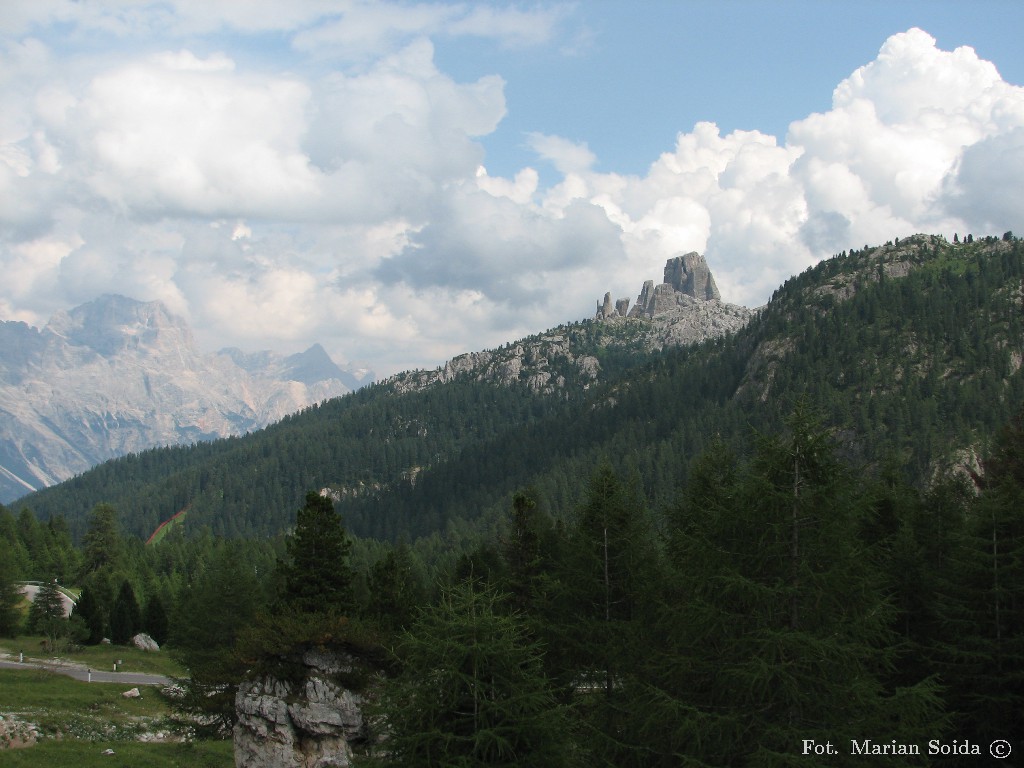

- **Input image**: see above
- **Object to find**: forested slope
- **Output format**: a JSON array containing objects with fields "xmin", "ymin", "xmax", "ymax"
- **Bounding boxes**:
[{"xmin": 17, "ymin": 233, "xmax": 1024, "ymax": 545}]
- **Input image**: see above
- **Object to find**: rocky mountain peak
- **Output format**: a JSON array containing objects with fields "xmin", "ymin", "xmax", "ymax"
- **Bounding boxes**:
[
  {"xmin": 45, "ymin": 294, "xmax": 194, "ymax": 358},
  {"xmin": 595, "ymin": 251, "xmax": 753, "ymax": 348},
  {"xmin": 0, "ymin": 295, "xmax": 373, "ymax": 502},
  {"xmin": 596, "ymin": 251, "xmax": 723, "ymax": 320}
]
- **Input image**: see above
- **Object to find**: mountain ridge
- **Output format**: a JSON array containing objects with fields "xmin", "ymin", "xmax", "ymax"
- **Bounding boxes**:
[
  {"xmin": 0, "ymin": 294, "xmax": 372, "ymax": 502},
  {"xmin": 14, "ymin": 233, "xmax": 1024, "ymax": 547}
]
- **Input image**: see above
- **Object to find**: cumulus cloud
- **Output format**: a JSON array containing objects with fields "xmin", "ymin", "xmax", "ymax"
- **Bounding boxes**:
[{"xmin": 1, "ymin": 14, "xmax": 1023, "ymax": 377}]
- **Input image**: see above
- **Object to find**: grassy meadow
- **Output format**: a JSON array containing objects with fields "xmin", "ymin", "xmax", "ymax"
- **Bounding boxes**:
[{"xmin": 0, "ymin": 637, "xmax": 232, "ymax": 766}]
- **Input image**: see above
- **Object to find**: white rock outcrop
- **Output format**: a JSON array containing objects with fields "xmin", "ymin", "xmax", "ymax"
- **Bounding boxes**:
[
  {"xmin": 233, "ymin": 649, "xmax": 365, "ymax": 768},
  {"xmin": 131, "ymin": 633, "xmax": 160, "ymax": 652}
]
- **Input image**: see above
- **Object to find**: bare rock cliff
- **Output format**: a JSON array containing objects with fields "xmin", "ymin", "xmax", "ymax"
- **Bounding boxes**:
[
  {"xmin": 595, "ymin": 251, "xmax": 753, "ymax": 344},
  {"xmin": 234, "ymin": 649, "xmax": 365, "ymax": 768}
]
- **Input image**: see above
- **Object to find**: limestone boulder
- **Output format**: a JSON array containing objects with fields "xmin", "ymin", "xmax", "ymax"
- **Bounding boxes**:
[
  {"xmin": 233, "ymin": 651, "xmax": 365, "ymax": 768},
  {"xmin": 131, "ymin": 633, "xmax": 160, "ymax": 652}
]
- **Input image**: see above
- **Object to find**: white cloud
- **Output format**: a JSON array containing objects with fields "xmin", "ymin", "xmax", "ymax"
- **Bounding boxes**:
[
  {"xmin": 2, "ymin": 16, "xmax": 1024, "ymax": 377},
  {"xmin": 526, "ymin": 132, "xmax": 596, "ymax": 175}
]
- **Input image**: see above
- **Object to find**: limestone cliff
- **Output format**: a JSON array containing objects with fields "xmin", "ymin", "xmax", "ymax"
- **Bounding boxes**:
[
  {"xmin": 234, "ymin": 648, "xmax": 366, "ymax": 768},
  {"xmin": 595, "ymin": 251, "xmax": 723, "ymax": 320},
  {"xmin": 386, "ymin": 252, "xmax": 751, "ymax": 398},
  {"xmin": 593, "ymin": 251, "xmax": 752, "ymax": 346}
]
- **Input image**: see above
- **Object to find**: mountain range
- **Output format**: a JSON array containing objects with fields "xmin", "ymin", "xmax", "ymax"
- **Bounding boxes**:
[
  {"xmin": 0, "ymin": 295, "xmax": 372, "ymax": 502},
  {"xmin": 12, "ymin": 234, "xmax": 1024, "ymax": 548}
]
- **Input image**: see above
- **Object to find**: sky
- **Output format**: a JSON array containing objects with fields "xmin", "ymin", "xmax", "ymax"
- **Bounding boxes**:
[{"xmin": 2, "ymin": 1, "xmax": 1024, "ymax": 377}]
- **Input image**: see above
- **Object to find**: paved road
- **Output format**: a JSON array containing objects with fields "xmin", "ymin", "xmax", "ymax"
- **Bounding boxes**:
[{"xmin": 0, "ymin": 658, "xmax": 172, "ymax": 686}]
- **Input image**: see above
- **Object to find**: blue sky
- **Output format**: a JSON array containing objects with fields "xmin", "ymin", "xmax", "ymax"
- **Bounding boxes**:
[
  {"xmin": 2, "ymin": 1, "xmax": 1024, "ymax": 376},
  {"xmin": 438, "ymin": 1, "xmax": 1024, "ymax": 178}
]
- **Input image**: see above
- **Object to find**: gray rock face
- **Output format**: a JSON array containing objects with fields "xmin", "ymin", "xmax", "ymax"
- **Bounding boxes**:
[
  {"xmin": 664, "ymin": 251, "xmax": 721, "ymax": 301},
  {"xmin": 233, "ymin": 650, "xmax": 364, "ymax": 768},
  {"xmin": 131, "ymin": 633, "xmax": 160, "ymax": 653},
  {"xmin": 388, "ymin": 251, "xmax": 751, "ymax": 399},
  {"xmin": 627, "ymin": 252, "xmax": 721, "ymax": 318},
  {"xmin": 593, "ymin": 251, "xmax": 752, "ymax": 345},
  {"xmin": 0, "ymin": 295, "xmax": 373, "ymax": 503}
]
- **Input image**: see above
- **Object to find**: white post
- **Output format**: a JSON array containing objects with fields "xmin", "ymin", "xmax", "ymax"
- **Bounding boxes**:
[{"xmin": 88, "ymin": 668, "xmax": 92, "ymax": 683}]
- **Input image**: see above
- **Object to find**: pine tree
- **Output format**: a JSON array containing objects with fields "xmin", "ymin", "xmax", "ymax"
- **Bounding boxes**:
[
  {"xmin": 367, "ymin": 542, "xmax": 425, "ymax": 635},
  {"xmin": 547, "ymin": 463, "xmax": 661, "ymax": 765},
  {"xmin": 143, "ymin": 594, "xmax": 170, "ymax": 646},
  {"xmin": 277, "ymin": 491, "xmax": 354, "ymax": 616},
  {"xmin": 0, "ymin": 544, "xmax": 23, "ymax": 637},
  {"xmin": 81, "ymin": 503, "xmax": 123, "ymax": 576},
  {"xmin": 27, "ymin": 578, "xmax": 68, "ymax": 650},
  {"xmin": 638, "ymin": 413, "xmax": 945, "ymax": 766},
  {"xmin": 949, "ymin": 412, "xmax": 1024, "ymax": 751},
  {"xmin": 500, "ymin": 492, "xmax": 547, "ymax": 615},
  {"xmin": 368, "ymin": 582, "xmax": 571, "ymax": 767},
  {"xmin": 168, "ymin": 541, "xmax": 265, "ymax": 734},
  {"xmin": 73, "ymin": 583, "xmax": 106, "ymax": 645},
  {"xmin": 110, "ymin": 580, "xmax": 141, "ymax": 645}
]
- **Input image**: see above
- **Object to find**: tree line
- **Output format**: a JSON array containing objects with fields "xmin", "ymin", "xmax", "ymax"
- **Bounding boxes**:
[{"xmin": 4, "ymin": 402, "xmax": 1021, "ymax": 765}]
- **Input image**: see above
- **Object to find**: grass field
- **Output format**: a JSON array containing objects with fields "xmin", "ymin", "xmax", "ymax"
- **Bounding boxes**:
[
  {"xmin": 0, "ymin": 739, "xmax": 233, "ymax": 767},
  {"xmin": 0, "ymin": 635, "xmax": 187, "ymax": 677},
  {"xmin": 0, "ymin": 645, "xmax": 232, "ymax": 766}
]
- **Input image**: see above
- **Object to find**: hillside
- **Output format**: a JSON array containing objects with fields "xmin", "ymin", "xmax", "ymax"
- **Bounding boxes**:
[
  {"xmin": 14, "ymin": 233, "xmax": 1024, "ymax": 545},
  {"xmin": 0, "ymin": 295, "xmax": 371, "ymax": 503}
]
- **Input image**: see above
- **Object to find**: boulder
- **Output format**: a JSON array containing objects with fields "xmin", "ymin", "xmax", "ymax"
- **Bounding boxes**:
[
  {"xmin": 121, "ymin": 687, "xmax": 141, "ymax": 698},
  {"xmin": 131, "ymin": 633, "xmax": 160, "ymax": 652}
]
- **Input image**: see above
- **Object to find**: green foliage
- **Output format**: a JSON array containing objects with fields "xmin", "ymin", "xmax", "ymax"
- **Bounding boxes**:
[
  {"xmin": 0, "ymin": 542, "xmax": 23, "ymax": 637},
  {"xmin": 73, "ymin": 583, "xmax": 105, "ymax": 645},
  {"xmin": 365, "ymin": 582, "xmax": 572, "ymax": 768},
  {"xmin": 143, "ymin": 593, "xmax": 170, "ymax": 646},
  {"xmin": 366, "ymin": 542, "xmax": 426, "ymax": 635},
  {"xmin": 27, "ymin": 579, "xmax": 69, "ymax": 646},
  {"xmin": 110, "ymin": 579, "xmax": 142, "ymax": 645},
  {"xmin": 634, "ymin": 412, "xmax": 946, "ymax": 766},
  {"xmin": 167, "ymin": 541, "xmax": 267, "ymax": 735},
  {"xmin": 947, "ymin": 411, "xmax": 1024, "ymax": 751},
  {"xmin": 277, "ymin": 491, "xmax": 354, "ymax": 615},
  {"xmin": 81, "ymin": 503, "xmax": 123, "ymax": 575}
]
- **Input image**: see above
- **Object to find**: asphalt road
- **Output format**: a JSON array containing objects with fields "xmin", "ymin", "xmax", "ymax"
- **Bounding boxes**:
[{"xmin": 0, "ymin": 658, "xmax": 172, "ymax": 686}]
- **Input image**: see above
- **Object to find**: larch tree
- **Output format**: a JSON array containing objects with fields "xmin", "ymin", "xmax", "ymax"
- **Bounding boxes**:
[
  {"xmin": 636, "ymin": 411, "xmax": 946, "ymax": 766},
  {"xmin": 367, "ymin": 582, "xmax": 571, "ymax": 768}
]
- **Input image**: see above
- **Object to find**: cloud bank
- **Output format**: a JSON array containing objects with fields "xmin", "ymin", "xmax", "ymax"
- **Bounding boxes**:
[{"xmin": 1, "ymin": 4, "xmax": 1023, "ymax": 375}]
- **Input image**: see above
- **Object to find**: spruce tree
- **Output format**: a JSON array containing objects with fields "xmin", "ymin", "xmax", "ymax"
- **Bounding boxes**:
[
  {"xmin": 367, "ymin": 542, "xmax": 425, "ymax": 635},
  {"xmin": 0, "ymin": 546, "xmax": 23, "ymax": 637},
  {"xmin": 143, "ymin": 594, "xmax": 170, "ymax": 646},
  {"xmin": 110, "ymin": 580, "xmax": 141, "ymax": 645},
  {"xmin": 168, "ymin": 541, "xmax": 265, "ymax": 734},
  {"xmin": 638, "ymin": 413, "xmax": 945, "ymax": 766},
  {"xmin": 950, "ymin": 412, "xmax": 1024, "ymax": 751},
  {"xmin": 277, "ymin": 491, "xmax": 354, "ymax": 616},
  {"xmin": 368, "ymin": 582, "xmax": 571, "ymax": 767},
  {"xmin": 73, "ymin": 583, "xmax": 106, "ymax": 645},
  {"xmin": 27, "ymin": 579, "xmax": 68, "ymax": 650},
  {"xmin": 548, "ymin": 464, "xmax": 661, "ymax": 765},
  {"xmin": 81, "ymin": 503, "xmax": 123, "ymax": 575}
]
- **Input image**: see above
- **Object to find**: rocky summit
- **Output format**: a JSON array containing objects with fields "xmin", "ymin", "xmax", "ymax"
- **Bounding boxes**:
[
  {"xmin": 595, "ymin": 251, "xmax": 753, "ymax": 344},
  {"xmin": 0, "ymin": 294, "xmax": 371, "ymax": 503},
  {"xmin": 386, "ymin": 252, "xmax": 752, "ymax": 399}
]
